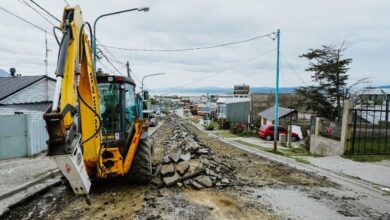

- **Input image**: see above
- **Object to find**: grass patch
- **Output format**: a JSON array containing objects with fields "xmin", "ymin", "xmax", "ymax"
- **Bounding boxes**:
[
  {"xmin": 233, "ymin": 140, "xmax": 315, "ymax": 160},
  {"xmin": 214, "ymin": 130, "xmax": 238, "ymax": 138},
  {"xmin": 294, "ymin": 157, "xmax": 311, "ymax": 165},
  {"xmin": 343, "ymin": 155, "xmax": 390, "ymax": 162}
]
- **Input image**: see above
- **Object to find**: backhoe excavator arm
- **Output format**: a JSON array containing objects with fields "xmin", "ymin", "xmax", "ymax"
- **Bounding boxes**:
[{"xmin": 43, "ymin": 5, "xmax": 101, "ymax": 199}]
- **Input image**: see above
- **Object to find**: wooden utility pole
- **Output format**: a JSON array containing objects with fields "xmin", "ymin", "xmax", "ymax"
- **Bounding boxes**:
[{"xmin": 126, "ymin": 61, "xmax": 131, "ymax": 78}]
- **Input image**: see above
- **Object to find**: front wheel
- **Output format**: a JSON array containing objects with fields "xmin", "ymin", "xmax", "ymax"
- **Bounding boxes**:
[
  {"xmin": 266, "ymin": 135, "xmax": 272, "ymax": 141},
  {"xmin": 127, "ymin": 138, "xmax": 153, "ymax": 184}
]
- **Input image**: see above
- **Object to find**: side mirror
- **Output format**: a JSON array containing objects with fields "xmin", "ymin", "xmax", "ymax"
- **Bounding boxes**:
[{"xmin": 143, "ymin": 90, "xmax": 149, "ymax": 100}]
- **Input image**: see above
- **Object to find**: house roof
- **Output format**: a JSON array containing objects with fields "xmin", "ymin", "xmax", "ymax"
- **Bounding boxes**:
[
  {"xmin": 216, "ymin": 97, "xmax": 250, "ymax": 104},
  {"xmin": 0, "ymin": 102, "xmax": 51, "ymax": 112},
  {"xmin": 0, "ymin": 75, "xmax": 52, "ymax": 101},
  {"xmin": 258, "ymin": 106, "xmax": 296, "ymax": 121}
]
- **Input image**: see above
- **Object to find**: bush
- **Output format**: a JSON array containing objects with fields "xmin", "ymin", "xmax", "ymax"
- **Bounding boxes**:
[
  {"xmin": 231, "ymin": 123, "xmax": 246, "ymax": 134},
  {"xmin": 217, "ymin": 118, "xmax": 230, "ymax": 130},
  {"xmin": 240, "ymin": 130, "xmax": 257, "ymax": 137}
]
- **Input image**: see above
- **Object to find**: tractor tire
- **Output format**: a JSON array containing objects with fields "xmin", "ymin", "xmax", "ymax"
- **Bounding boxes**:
[{"xmin": 127, "ymin": 138, "xmax": 153, "ymax": 184}]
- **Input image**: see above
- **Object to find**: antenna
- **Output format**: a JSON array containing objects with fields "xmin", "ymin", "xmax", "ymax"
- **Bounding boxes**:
[{"xmin": 44, "ymin": 31, "xmax": 50, "ymax": 76}]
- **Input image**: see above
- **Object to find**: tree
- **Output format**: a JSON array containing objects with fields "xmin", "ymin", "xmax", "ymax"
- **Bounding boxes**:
[{"xmin": 297, "ymin": 43, "xmax": 352, "ymax": 121}]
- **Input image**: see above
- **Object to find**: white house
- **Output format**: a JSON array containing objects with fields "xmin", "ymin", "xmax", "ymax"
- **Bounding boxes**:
[{"xmin": 0, "ymin": 74, "xmax": 55, "ymax": 159}]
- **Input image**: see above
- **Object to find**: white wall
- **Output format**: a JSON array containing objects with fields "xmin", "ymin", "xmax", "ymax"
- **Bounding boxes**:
[{"xmin": 0, "ymin": 78, "xmax": 55, "ymax": 104}]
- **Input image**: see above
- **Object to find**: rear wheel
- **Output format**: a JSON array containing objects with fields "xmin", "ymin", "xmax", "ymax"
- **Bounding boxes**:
[
  {"xmin": 127, "ymin": 138, "xmax": 153, "ymax": 184},
  {"xmin": 291, "ymin": 136, "xmax": 297, "ymax": 142}
]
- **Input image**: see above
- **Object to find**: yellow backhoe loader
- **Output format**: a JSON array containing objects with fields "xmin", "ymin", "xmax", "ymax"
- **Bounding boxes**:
[{"xmin": 43, "ymin": 5, "xmax": 153, "ymax": 203}]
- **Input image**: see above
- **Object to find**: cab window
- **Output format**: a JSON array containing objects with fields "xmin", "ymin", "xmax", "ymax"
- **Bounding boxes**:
[{"xmin": 125, "ymin": 83, "xmax": 136, "ymax": 130}]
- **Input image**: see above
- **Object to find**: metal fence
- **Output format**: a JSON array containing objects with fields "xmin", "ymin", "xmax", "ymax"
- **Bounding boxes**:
[
  {"xmin": 0, "ymin": 114, "xmax": 48, "ymax": 159},
  {"xmin": 350, "ymin": 100, "xmax": 390, "ymax": 155},
  {"xmin": 319, "ymin": 120, "xmax": 342, "ymax": 141}
]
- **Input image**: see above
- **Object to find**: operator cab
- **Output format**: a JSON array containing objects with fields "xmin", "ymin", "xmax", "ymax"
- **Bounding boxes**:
[{"xmin": 97, "ymin": 75, "xmax": 141, "ymax": 149}]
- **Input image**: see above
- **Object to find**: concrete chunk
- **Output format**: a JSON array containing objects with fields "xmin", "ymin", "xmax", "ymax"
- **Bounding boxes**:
[
  {"xmin": 195, "ymin": 175, "xmax": 213, "ymax": 187},
  {"xmin": 163, "ymin": 172, "xmax": 181, "ymax": 186},
  {"xmin": 160, "ymin": 164, "xmax": 175, "ymax": 177},
  {"xmin": 168, "ymin": 148, "xmax": 182, "ymax": 163},
  {"xmin": 176, "ymin": 161, "xmax": 190, "ymax": 176},
  {"xmin": 190, "ymin": 180, "xmax": 204, "ymax": 190},
  {"xmin": 180, "ymin": 152, "xmax": 191, "ymax": 161}
]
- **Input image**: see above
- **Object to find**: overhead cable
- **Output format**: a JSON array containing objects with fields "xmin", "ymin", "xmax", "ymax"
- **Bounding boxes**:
[
  {"xmin": 168, "ymin": 48, "xmax": 276, "ymax": 89},
  {"xmin": 17, "ymin": 0, "xmax": 57, "ymax": 27},
  {"xmin": 29, "ymin": 0, "xmax": 61, "ymax": 22},
  {"xmin": 0, "ymin": 6, "xmax": 52, "ymax": 34},
  {"xmin": 97, "ymin": 32, "xmax": 276, "ymax": 52},
  {"xmin": 281, "ymin": 54, "xmax": 308, "ymax": 86}
]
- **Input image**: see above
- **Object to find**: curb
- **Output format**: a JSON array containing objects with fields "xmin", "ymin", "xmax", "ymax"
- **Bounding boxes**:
[{"xmin": 0, "ymin": 169, "xmax": 61, "ymax": 201}]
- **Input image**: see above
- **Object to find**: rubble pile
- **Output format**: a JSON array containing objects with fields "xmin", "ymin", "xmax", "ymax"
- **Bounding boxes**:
[{"xmin": 151, "ymin": 121, "xmax": 236, "ymax": 189}]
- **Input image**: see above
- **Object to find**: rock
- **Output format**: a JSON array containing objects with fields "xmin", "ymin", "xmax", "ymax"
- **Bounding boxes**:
[
  {"xmin": 205, "ymin": 168, "xmax": 217, "ymax": 176},
  {"xmin": 185, "ymin": 159, "xmax": 207, "ymax": 177},
  {"xmin": 168, "ymin": 148, "xmax": 182, "ymax": 163},
  {"xmin": 190, "ymin": 180, "xmax": 204, "ymax": 190},
  {"xmin": 163, "ymin": 155, "xmax": 171, "ymax": 164},
  {"xmin": 183, "ymin": 179, "xmax": 192, "ymax": 186},
  {"xmin": 197, "ymin": 148, "xmax": 209, "ymax": 154},
  {"xmin": 221, "ymin": 178, "xmax": 230, "ymax": 184},
  {"xmin": 160, "ymin": 164, "xmax": 175, "ymax": 177},
  {"xmin": 195, "ymin": 175, "xmax": 213, "ymax": 187},
  {"xmin": 176, "ymin": 161, "xmax": 190, "ymax": 176},
  {"xmin": 150, "ymin": 176, "xmax": 163, "ymax": 186},
  {"xmin": 163, "ymin": 172, "xmax": 181, "ymax": 186},
  {"xmin": 177, "ymin": 182, "xmax": 183, "ymax": 187},
  {"xmin": 187, "ymin": 141, "xmax": 201, "ymax": 151},
  {"xmin": 180, "ymin": 152, "xmax": 191, "ymax": 161}
]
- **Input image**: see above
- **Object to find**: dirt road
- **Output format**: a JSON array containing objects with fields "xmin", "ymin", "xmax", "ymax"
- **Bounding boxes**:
[{"xmin": 2, "ymin": 116, "xmax": 389, "ymax": 220}]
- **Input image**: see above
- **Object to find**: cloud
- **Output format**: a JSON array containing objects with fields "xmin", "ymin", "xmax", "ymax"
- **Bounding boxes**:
[{"xmin": 0, "ymin": 0, "xmax": 389, "ymax": 89}]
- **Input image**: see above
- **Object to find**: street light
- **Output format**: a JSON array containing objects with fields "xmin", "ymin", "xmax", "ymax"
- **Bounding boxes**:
[
  {"xmin": 141, "ymin": 73, "xmax": 166, "ymax": 97},
  {"xmin": 93, "ymin": 7, "xmax": 150, "ymax": 70}
]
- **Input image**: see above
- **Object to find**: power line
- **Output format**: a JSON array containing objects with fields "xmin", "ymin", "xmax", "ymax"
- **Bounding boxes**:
[
  {"xmin": 17, "ymin": 0, "xmax": 57, "ymax": 27},
  {"xmin": 281, "ymin": 54, "xmax": 308, "ymax": 86},
  {"xmin": 168, "ymin": 48, "xmax": 276, "ymax": 89},
  {"xmin": 0, "ymin": 6, "xmax": 52, "ymax": 35},
  {"xmin": 29, "ymin": 0, "xmax": 61, "ymax": 22},
  {"xmin": 97, "ymin": 32, "xmax": 276, "ymax": 52}
]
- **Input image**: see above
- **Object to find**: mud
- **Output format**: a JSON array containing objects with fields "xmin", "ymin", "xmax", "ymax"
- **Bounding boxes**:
[{"xmin": 2, "ymin": 115, "xmax": 390, "ymax": 220}]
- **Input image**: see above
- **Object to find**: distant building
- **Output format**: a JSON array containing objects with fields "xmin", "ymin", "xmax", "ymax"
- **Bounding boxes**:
[
  {"xmin": 357, "ymin": 88, "xmax": 390, "ymax": 105},
  {"xmin": 233, "ymin": 84, "xmax": 250, "ymax": 95},
  {"xmin": 257, "ymin": 106, "xmax": 297, "ymax": 126}
]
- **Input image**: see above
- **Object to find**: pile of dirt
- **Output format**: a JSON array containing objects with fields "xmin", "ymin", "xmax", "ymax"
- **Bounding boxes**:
[{"xmin": 151, "ymin": 120, "xmax": 236, "ymax": 189}]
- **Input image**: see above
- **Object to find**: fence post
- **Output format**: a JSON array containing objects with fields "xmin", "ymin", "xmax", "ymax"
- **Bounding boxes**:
[
  {"xmin": 315, "ymin": 117, "xmax": 322, "ymax": 137},
  {"xmin": 340, "ymin": 99, "xmax": 353, "ymax": 153}
]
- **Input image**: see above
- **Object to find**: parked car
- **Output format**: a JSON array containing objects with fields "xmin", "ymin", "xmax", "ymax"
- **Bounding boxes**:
[{"xmin": 258, "ymin": 125, "xmax": 300, "ymax": 141}]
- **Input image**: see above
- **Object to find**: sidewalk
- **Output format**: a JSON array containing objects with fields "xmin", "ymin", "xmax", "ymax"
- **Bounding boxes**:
[
  {"xmin": 0, "ymin": 155, "xmax": 60, "ymax": 215},
  {"xmin": 303, "ymin": 156, "xmax": 390, "ymax": 188},
  {"xmin": 0, "ymin": 155, "xmax": 57, "ymax": 196}
]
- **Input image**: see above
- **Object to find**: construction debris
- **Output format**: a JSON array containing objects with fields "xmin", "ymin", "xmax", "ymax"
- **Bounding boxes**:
[{"xmin": 152, "ymin": 120, "xmax": 236, "ymax": 189}]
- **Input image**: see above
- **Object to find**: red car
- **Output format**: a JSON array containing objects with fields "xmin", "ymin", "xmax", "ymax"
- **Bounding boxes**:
[{"xmin": 258, "ymin": 125, "xmax": 300, "ymax": 141}]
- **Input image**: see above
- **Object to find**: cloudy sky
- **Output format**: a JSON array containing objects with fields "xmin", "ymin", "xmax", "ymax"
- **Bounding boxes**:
[{"xmin": 0, "ymin": 0, "xmax": 389, "ymax": 90}]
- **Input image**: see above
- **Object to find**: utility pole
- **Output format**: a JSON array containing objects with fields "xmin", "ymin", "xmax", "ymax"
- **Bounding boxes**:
[
  {"xmin": 126, "ymin": 61, "xmax": 131, "ymax": 78},
  {"xmin": 44, "ymin": 31, "xmax": 49, "ymax": 76},
  {"xmin": 273, "ymin": 29, "xmax": 281, "ymax": 151}
]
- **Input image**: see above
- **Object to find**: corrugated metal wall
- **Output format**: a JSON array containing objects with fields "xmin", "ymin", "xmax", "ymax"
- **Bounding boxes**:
[
  {"xmin": 27, "ymin": 118, "xmax": 48, "ymax": 156},
  {"xmin": 0, "ymin": 114, "xmax": 48, "ymax": 160},
  {"xmin": 226, "ymin": 101, "xmax": 250, "ymax": 123}
]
